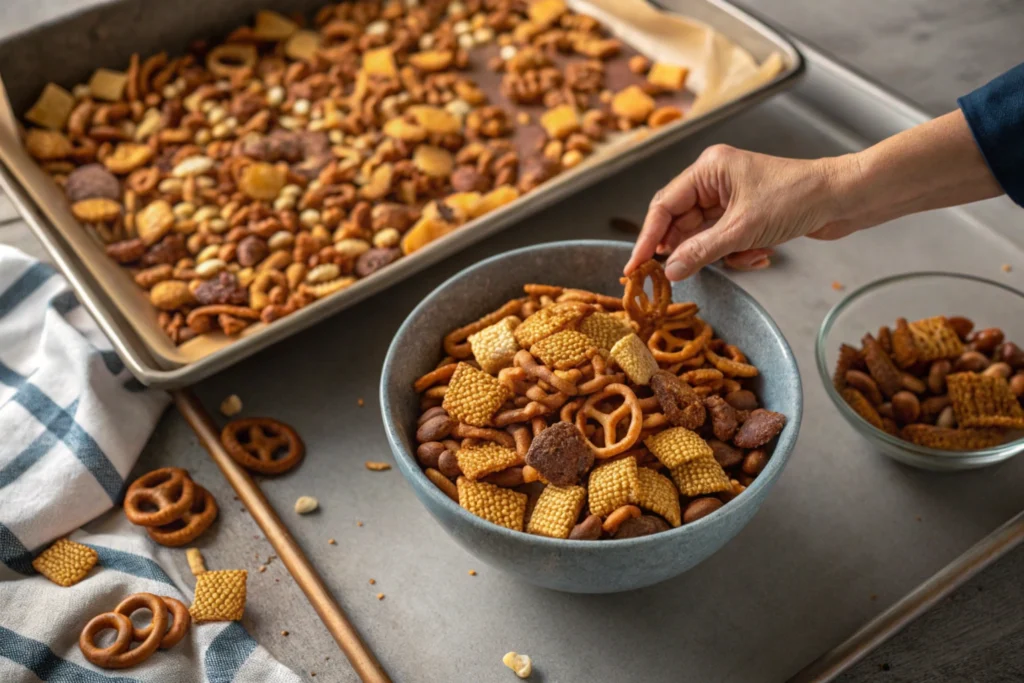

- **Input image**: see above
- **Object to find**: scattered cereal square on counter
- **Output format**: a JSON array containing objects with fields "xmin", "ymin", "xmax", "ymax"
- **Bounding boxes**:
[
  {"xmin": 587, "ymin": 456, "xmax": 640, "ymax": 517},
  {"xmin": 456, "ymin": 443, "xmax": 520, "ymax": 481},
  {"xmin": 636, "ymin": 468, "xmax": 681, "ymax": 527},
  {"xmin": 31, "ymin": 538, "xmax": 98, "ymax": 587},
  {"xmin": 644, "ymin": 426, "xmax": 713, "ymax": 468},
  {"xmin": 527, "ymin": 485, "xmax": 587, "ymax": 539},
  {"xmin": 457, "ymin": 478, "xmax": 527, "ymax": 531},
  {"xmin": 190, "ymin": 569, "xmax": 248, "ymax": 623},
  {"xmin": 442, "ymin": 363, "xmax": 512, "ymax": 427}
]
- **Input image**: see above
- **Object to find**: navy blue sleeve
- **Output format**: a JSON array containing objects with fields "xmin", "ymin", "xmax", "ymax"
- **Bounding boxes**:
[{"xmin": 957, "ymin": 62, "xmax": 1024, "ymax": 207}]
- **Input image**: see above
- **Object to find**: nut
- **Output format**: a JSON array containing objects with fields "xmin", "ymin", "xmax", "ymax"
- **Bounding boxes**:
[
  {"xmin": 969, "ymin": 327, "xmax": 1004, "ymax": 354},
  {"xmin": 502, "ymin": 652, "xmax": 532, "ymax": 679},
  {"xmin": 294, "ymin": 496, "xmax": 319, "ymax": 514},
  {"xmin": 416, "ymin": 415, "xmax": 455, "ymax": 443},
  {"xmin": 219, "ymin": 394, "xmax": 243, "ymax": 416},
  {"xmin": 996, "ymin": 342, "xmax": 1024, "ymax": 370},
  {"xmin": 983, "ymin": 362, "xmax": 1013, "ymax": 379},
  {"xmin": 683, "ymin": 497, "xmax": 723, "ymax": 524},
  {"xmin": 150, "ymin": 280, "xmax": 194, "ymax": 311},
  {"xmin": 891, "ymin": 391, "xmax": 921, "ymax": 424},
  {"xmin": 741, "ymin": 450, "xmax": 768, "ymax": 476},
  {"xmin": 936, "ymin": 405, "xmax": 957, "ymax": 428},
  {"xmin": 954, "ymin": 351, "xmax": 990, "ymax": 373},
  {"xmin": 946, "ymin": 316, "xmax": 974, "ymax": 340},
  {"xmin": 1011, "ymin": 373, "xmax": 1024, "ymax": 397},
  {"xmin": 927, "ymin": 360, "xmax": 952, "ymax": 394}
]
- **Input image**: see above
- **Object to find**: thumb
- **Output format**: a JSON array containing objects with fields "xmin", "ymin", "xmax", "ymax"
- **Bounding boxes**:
[{"xmin": 663, "ymin": 219, "xmax": 744, "ymax": 281}]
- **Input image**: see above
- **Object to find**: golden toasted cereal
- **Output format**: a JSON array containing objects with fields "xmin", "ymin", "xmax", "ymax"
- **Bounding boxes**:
[
  {"xmin": 587, "ymin": 456, "xmax": 640, "ymax": 517},
  {"xmin": 189, "ymin": 569, "xmax": 248, "ymax": 623},
  {"xmin": 647, "ymin": 63, "xmax": 689, "ymax": 91},
  {"xmin": 530, "ymin": 330, "xmax": 595, "ymax": 370},
  {"xmin": 901, "ymin": 424, "xmax": 1006, "ymax": 451},
  {"xmin": 88, "ymin": 68, "xmax": 129, "ymax": 102},
  {"xmin": 669, "ymin": 457, "xmax": 732, "ymax": 497},
  {"xmin": 526, "ymin": 485, "xmax": 587, "ymax": 539},
  {"xmin": 891, "ymin": 318, "xmax": 919, "ymax": 369},
  {"xmin": 31, "ymin": 538, "xmax": 98, "ymax": 587},
  {"xmin": 540, "ymin": 104, "xmax": 580, "ymax": 139},
  {"xmin": 25, "ymin": 83, "xmax": 75, "ymax": 130},
  {"xmin": 579, "ymin": 311, "xmax": 634, "ymax": 351},
  {"xmin": 456, "ymin": 443, "xmax": 521, "ymax": 480},
  {"xmin": 644, "ymin": 426, "xmax": 713, "ymax": 469},
  {"xmin": 468, "ymin": 317, "xmax": 520, "ymax": 374},
  {"xmin": 636, "ymin": 468, "xmax": 681, "ymax": 527},
  {"xmin": 442, "ymin": 363, "xmax": 512, "ymax": 427},
  {"xmin": 908, "ymin": 317, "xmax": 964, "ymax": 361},
  {"xmin": 947, "ymin": 372, "xmax": 1024, "ymax": 428},
  {"xmin": 611, "ymin": 85, "xmax": 656, "ymax": 123},
  {"xmin": 609, "ymin": 333, "xmax": 659, "ymax": 385},
  {"xmin": 833, "ymin": 343, "xmax": 861, "ymax": 390},
  {"xmin": 513, "ymin": 303, "xmax": 590, "ymax": 348},
  {"xmin": 457, "ymin": 477, "xmax": 528, "ymax": 531},
  {"xmin": 841, "ymin": 387, "xmax": 884, "ymax": 430}
]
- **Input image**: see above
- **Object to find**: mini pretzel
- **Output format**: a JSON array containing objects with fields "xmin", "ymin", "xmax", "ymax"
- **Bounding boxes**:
[
  {"xmin": 514, "ymin": 350, "xmax": 577, "ymax": 396},
  {"xmin": 146, "ymin": 486, "xmax": 219, "ymax": 547},
  {"xmin": 114, "ymin": 594, "xmax": 190, "ymax": 650},
  {"xmin": 704, "ymin": 345, "xmax": 759, "ymax": 378},
  {"xmin": 666, "ymin": 301, "xmax": 698, "ymax": 319},
  {"xmin": 575, "ymin": 383, "xmax": 644, "ymax": 458},
  {"xmin": 221, "ymin": 417, "xmax": 305, "ymax": 474},
  {"xmin": 123, "ymin": 468, "xmax": 196, "ymax": 527},
  {"xmin": 444, "ymin": 299, "xmax": 524, "ymax": 359},
  {"xmin": 680, "ymin": 368, "xmax": 724, "ymax": 385},
  {"xmin": 493, "ymin": 401, "xmax": 548, "ymax": 426},
  {"xmin": 80, "ymin": 594, "xmax": 167, "ymax": 669},
  {"xmin": 452, "ymin": 423, "xmax": 516, "ymax": 448},
  {"xmin": 621, "ymin": 260, "xmax": 671, "ymax": 340},
  {"xmin": 508, "ymin": 424, "xmax": 533, "ymax": 458},
  {"xmin": 186, "ymin": 305, "xmax": 260, "ymax": 334},
  {"xmin": 648, "ymin": 317, "xmax": 712, "ymax": 363},
  {"xmin": 523, "ymin": 284, "xmax": 563, "ymax": 298},
  {"xmin": 525, "ymin": 384, "xmax": 570, "ymax": 411},
  {"xmin": 414, "ymin": 363, "xmax": 457, "ymax": 393},
  {"xmin": 530, "ymin": 417, "xmax": 548, "ymax": 437},
  {"xmin": 556, "ymin": 289, "xmax": 624, "ymax": 309}
]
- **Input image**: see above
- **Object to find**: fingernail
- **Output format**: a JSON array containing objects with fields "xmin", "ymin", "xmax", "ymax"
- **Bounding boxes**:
[{"xmin": 665, "ymin": 261, "xmax": 686, "ymax": 280}]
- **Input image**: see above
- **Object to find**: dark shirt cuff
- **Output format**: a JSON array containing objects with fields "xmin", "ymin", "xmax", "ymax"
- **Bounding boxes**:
[{"xmin": 957, "ymin": 62, "xmax": 1024, "ymax": 207}]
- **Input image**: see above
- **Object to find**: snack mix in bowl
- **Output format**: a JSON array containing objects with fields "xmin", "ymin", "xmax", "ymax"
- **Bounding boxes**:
[
  {"xmin": 21, "ymin": 0, "xmax": 692, "ymax": 345},
  {"xmin": 411, "ymin": 260, "xmax": 788, "ymax": 540},
  {"xmin": 834, "ymin": 315, "xmax": 1024, "ymax": 450}
]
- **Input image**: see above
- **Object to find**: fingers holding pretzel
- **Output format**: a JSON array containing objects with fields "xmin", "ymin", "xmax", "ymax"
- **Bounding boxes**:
[{"xmin": 620, "ymin": 260, "xmax": 672, "ymax": 340}]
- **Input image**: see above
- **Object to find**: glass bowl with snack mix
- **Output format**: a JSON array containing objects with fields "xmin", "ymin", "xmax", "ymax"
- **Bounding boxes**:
[{"xmin": 818, "ymin": 272, "xmax": 1024, "ymax": 471}]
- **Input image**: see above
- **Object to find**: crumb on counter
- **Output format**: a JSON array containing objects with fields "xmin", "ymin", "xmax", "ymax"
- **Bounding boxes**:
[
  {"xmin": 1002, "ymin": 264, "xmax": 1012, "ymax": 273},
  {"xmin": 831, "ymin": 281, "xmax": 844, "ymax": 291},
  {"xmin": 376, "ymin": 593, "xmax": 385, "ymax": 600},
  {"xmin": 357, "ymin": 398, "xmax": 365, "ymax": 407},
  {"xmin": 468, "ymin": 569, "xmax": 477, "ymax": 576},
  {"xmin": 328, "ymin": 538, "xmax": 337, "ymax": 546},
  {"xmin": 365, "ymin": 461, "xmax": 392, "ymax": 471},
  {"xmin": 369, "ymin": 578, "xmax": 376, "ymax": 585},
  {"xmin": 219, "ymin": 394, "xmax": 243, "ymax": 417}
]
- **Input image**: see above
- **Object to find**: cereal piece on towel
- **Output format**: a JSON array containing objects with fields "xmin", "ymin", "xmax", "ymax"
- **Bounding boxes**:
[
  {"xmin": 861, "ymin": 333, "xmax": 903, "ymax": 398},
  {"xmin": 527, "ymin": 485, "xmax": 587, "ymax": 538},
  {"xmin": 609, "ymin": 333, "xmax": 659, "ymax": 385},
  {"xmin": 891, "ymin": 318, "xmax": 919, "ymax": 368},
  {"xmin": 468, "ymin": 316, "xmax": 520, "ymax": 374},
  {"xmin": 841, "ymin": 387, "xmax": 884, "ymax": 430},
  {"xmin": 513, "ymin": 302, "xmax": 590, "ymax": 348},
  {"xmin": 442, "ymin": 362, "xmax": 512, "ymax": 426},
  {"xmin": 530, "ymin": 329, "xmax": 595, "ymax": 370},
  {"xmin": 587, "ymin": 456, "xmax": 640, "ymax": 517},
  {"xmin": 947, "ymin": 372, "xmax": 1024, "ymax": 428},
  {"xmin": 456, "ymin": 443, "xmax": 520, "ymax": 480},
  {"xmin": 733, "ymin": 409, "xmax": 787, "ymax": 448},
  {"xmin": 901, "ymin": 424, "xmax": 1005, "ymax": 450},
  {"xmin": 909, "ymin": 316, "xmax": 965, "ymax": 361},
  {"xmin": 457, "ymin": 478, "xmax": 527, "ymax": 530},
  {"xmin": 524, "ymin": 421, "xmax": 594, "ymax": 486},
  {"xmin": 189, "ymin": 569, "xmax": 247, "ymax": 623},
  {"xmin": 644, "ymin": 426, "xmax": 713, "ymax": 468},
  {"xmin": 32, "ymin": 538, "xmax": 98, "ymax": 587},
  {"xmin": 669, "ymin": 457, "xmax": 731, "ymax": 497},
  {"xmin": 579, "ymin": 311, "xmax": 633, "ymax": 351},
  {"xmin": 636, "ymin": 468, "xmax": 681, "ymax": 527}
]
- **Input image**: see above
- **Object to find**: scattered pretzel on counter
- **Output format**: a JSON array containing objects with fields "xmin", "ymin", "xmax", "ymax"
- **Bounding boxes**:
[
  {"xmin": 123, "ymin": 468, "xmax": 219, "ymax": 546},
  {"xmin": 220, "ymin": 417, "xmax": 306, "ymax": 474},
  {"xmin": 412, "ymin": 259, "xmax": 788, "ymax": 540}
]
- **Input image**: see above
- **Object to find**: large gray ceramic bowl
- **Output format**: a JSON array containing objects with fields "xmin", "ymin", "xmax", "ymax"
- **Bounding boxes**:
[{"xmin": 380, "ymin": 240, "xmax": 802, "ymax": 593}]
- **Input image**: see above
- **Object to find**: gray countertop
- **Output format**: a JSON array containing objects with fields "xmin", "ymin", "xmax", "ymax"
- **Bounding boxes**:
[{"xmin": 1, "ymin": 2, "xmax": 1023, "ymax": 681}]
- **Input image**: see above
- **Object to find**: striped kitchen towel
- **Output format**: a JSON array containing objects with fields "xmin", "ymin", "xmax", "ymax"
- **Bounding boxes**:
[{"xmin": 0, "ymin": 245, "xmax": 299, "ymax": 682}]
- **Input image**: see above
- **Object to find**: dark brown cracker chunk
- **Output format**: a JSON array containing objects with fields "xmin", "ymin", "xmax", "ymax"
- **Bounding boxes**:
[
  {"xmin": 862, "ymin": 333, "xmax": 903, "ymax": 398},
  {"xmin": 650, "ymin": 370, "xmax": 705, "ymax": 429},
  {"xmin": 524, "ymin": 421, "xmax": 594, "ymax": 486},
  {"xmin": 732, "ymin": 409, "xmax": 786, "ymax": 448},
  {"xmin": 64, "ymin": 164, "xmax": 121, "ymax": 202},
  {"xmin": 891, "ymin": 318, "xmax": 919, "ymax": 369},
  {"xmin": 833, "ymin": 343, "xmax": 862, "ymax": 390}
]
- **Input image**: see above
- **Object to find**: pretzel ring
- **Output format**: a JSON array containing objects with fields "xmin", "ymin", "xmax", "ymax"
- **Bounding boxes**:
[
  {"xmin": 221, "ymin": 418, "xmax": 305, "ymax": 475},
  {"xmin": 414, "ymin": 363, "xmax": 457, "ymax": 393},
  {"xmin": 123, "ymin": 468, "xmax": 196, "ymax": 527},
  {"xmin": 705, "ymin": 345, "xmax": 759, "ymax": 378},
  {"xmin": 146, "ymin": 486, "xmax": 219, "ymax": 547},
  {"xmin": 514, "ymin": 350, "xmax": 577, "ymax": 396},
  {"xmin": 648, "ymin": 317, "xmax": 713, "ymax": 363},
  {"xmin": 575, "ymin": 383, "xmax": 643, "ymax": 459},
  {"xmin": 443, "ymin": 299, "xmax": 524, "ymax": 359},
  {"xmin": 114, "ymin": 594, "xmax": 189, "ymax": 650},
  {"xmin": 621, "ymin": 260, "xmax": 672, "ymax": 340},
  {"xmin": 80, "ymin": 594, "xmax": 167, "ymax": 669}
]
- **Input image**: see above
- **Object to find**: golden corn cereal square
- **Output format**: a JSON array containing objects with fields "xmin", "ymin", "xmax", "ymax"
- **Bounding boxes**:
[
  {"xmin": 647, "ymin": 63, "xmax": 689, "ymax": 91},
  {"xmin": 442, "ymin": 362, "xmax": 512, "ymax": 427},
  {"xmin": 529, "ymin": 0, "xmax": 568, "ymax": 26},
  {"xmin": 88, "ymin": 68, "xmax": 129, "ymax": 102},
  {"xmin": 363, "ymin": 47, "xmax": 398, "ymax": 78},
  {"xmin": 908, "ymin": 316, "xmax": 964, "ymax": 361},
  {"xmin": 527, "ymin": 485, "xmax": 587, "ymax": 538},
  {"xmin": 530, "ymin": 329, "xmax": 595, "ymax": 370},
  {"xmin": 644, "ymin": 427, "xmax": 713, "ymax": 469},
  {"xmin": 468, "ymin": 317, "xmax": 520, "ymax": 374},
  {"xmin": 457, "ymin": 477, "xmax": 528, "ymax": 531},
  {"xmin": 540, "ymin": 104, "xmax": 580, "ymax": 140},
  {"xmin": 470, "ymin": 185, "xmax": 520, "ymax": 219},
  {"xmin": 25, "ymin": 83, "xmax": 76, "ymax": 130},
  {"xmin": 947, "ymin": 372, "xmax": 1024, "ymax": 428},
  {"xmin": 636, "ymin": 468, "xmax": 681, "ymax": 527},
  {"xmin": 611, "ymin": 85, "xmax": 656, "ymax": 123},
  {"xmin": 579, "ymin": 311, "xmax": 633, "ymax": 351},
  {"xmin": 587, "ymin": 456, "xmax": 640, "ymax": 517},
  {"xmin": 31, "ymin": 538, "xmax": 98, "ymax": 587},
  {"xmin": 670, "ymin": 457, "xmax": 732, "ymax": 497},
  {"xmin": 190, "ymin": 569, "xmax": 248, "ymax": 623},
  {"xmin": 513, "ymin": 302, "xmax": 589, "ymax": 348},
  {"xmin": 609, "ymin": 333, "xmax": 659, "ymax": 385},
  {"xmin": 901, "ymin": 424, "xmax": 1006, "ymax": 451},
  {"xmin": 456, "ymin": 443, "xmax": 521, "ymax": 480}
]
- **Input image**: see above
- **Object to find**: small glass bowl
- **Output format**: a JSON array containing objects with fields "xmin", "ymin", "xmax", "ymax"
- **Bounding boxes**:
[{"xmin": 816, "ymin": 272, "xmax": 1024, "ymax": 471}]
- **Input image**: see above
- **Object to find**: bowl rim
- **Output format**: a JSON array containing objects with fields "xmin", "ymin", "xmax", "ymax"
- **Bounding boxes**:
[
  {"xmin": 815, "ymin": 270, "xmax": 1024, "ymax": 460},
  {"xmin": 380, "ymin": 239, "xmax": 803, "ymax": 549}
]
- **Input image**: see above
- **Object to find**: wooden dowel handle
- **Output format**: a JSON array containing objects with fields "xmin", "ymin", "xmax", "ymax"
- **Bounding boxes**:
[{"xmin": 172, "ymin": 390, "xmax": 391, "ymax": 683}]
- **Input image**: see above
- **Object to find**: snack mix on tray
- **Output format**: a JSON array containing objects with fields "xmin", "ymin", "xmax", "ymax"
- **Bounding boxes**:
[
  {"xmin": 834, "ymin": 316, "xmax": 1024, "ymax": 450},
  {"xmin": 20, "ymin": 0, "xmax": 690, "ymax": 345},
  {"xmin": 412, "ymin": 260, "xmax": 788, "ymax": 539}
]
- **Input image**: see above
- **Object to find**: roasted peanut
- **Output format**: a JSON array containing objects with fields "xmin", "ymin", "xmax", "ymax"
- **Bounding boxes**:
[
  {"xmin": 416, "ymin": 442, "xmax": 445, "ymax": 469},
  {"xmin": 936, "ymin": 405, "xmax": 957, "ymax": 429},
  {"xmin": 683, "ymin": 497, "xmax": 723, "ymax": 524},
  {"xmin": 954, "ymin": 351, "xmax": 990, "ymax": 373},
  {"xmin": 927, "ymin": 360, "xmax": 952, "ymax": 394},
  {"xmin": 416, "ymin": 414, "xmax": 454, "ymax": 442},
  {"xmin": 845, "ymin": 370, "xmax": 882, "ymax": 405},
  {"xmin": 946, "ymin": 316, "xmax": 974, "ymax": 341},
  {"xmin": 891, "ymin": 391, "xmax": 921, "ymax": 424},
  {"xmin": 437, "ymin": 450, "xmax": 462, "ymax": 479},
  {"xmin": 1010, "ymin": 373, "xmax": 1024, "ymax": 397},
  {"xmin": 741, "ymin": 450, "xmax": 768, "ymax": 477},
  {"xmin": 996, "ymin": 342, "xmax": 1024, "ymax": 370},
  {"xmin": 969, "ymin": 327, "xmax": 1004, "ymax": 354},
  {"xmin": 900, "ymin": 372, "xmax": 927, "ymax": 394},
  {"xmin": 983, "ymin": 362, "xmax": 1012, "ymax": 379}
]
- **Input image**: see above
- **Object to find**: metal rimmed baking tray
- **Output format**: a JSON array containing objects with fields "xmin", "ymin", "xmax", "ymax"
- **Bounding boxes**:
[{"xmin": 0, "ymin": 0, "xmax": 803, "ymax": 389}]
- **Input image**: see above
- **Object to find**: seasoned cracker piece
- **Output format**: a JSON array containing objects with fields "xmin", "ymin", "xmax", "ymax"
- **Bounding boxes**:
[
  {"xmin": 841, "ymin": 387, "xmax": 884, "ymax": 430},
  {"xmin": 833, "ymin": 343, "xmax": 862, "ymax": 390},
  {"xmin": 31, "ymin": 538, "xmax": 98, "ymax": 587},
  {"xmin": 457, "ymin": 477, "xmax": 528, "ymax": 530},
  {"xmin": 609, "ymin": 333, "xmax": 659, "ymax": 385},
  {"xmin": 468, "ymin": 316, "xmax": 520, "ymax": 374},
  {"xmin": 442, "ymin": 362, "xmax": 512, "ymax": 427},
  {"xmin": 636, "ymin": 468, "xmax": 681, "ymax": 527},
  {"xmin": 644, "ymin": 427, "xmax": 713, "ymax": 468},
  {"xmin": 531, "ymin": 329, "xmax": 595, "ymax": 370},
  {"xmin": 190, "ymin": 569, "xmax": 247, "ymax": 622},
  {"xmin": 587, "ymin": 456, "xmax": 640, "ymax": 517},
  {"xmin": 947, "ymin": 372, "xmax": 1024, "ymax": 428},
  {"xmin": 890, "ymin": 318, "xmax": 919, "ymax": 369},
  {"xmin": 513, "ymin": 302, "xmax": 590, "ymax": 348},
  {"xmin": 456, "ymin": 443, "xmax": 520, "ymax": 480},
  {"xmin": 901, "ymin": 424, "xmax": 1006, "ymax": 451},
  {"xmin": 527, "ymin": 485, "xmax": 587, "ymax": 539},
  {"xmin": 861, "ymin": 333, "xmax": 902, "ymax": 398},
  {"xmin": 579, "ymin": 311, "xmax": 633, "ymax": 350},
  {"xmin": 669, "ymin": 457, "xmax": 732, "ymax": 497},
  {"xmin": 524, "ymin": 421, "xmax": 594, "ymax": 486},
  {"xmin": 909, "ymin": 316, "xmax": 965, "ymax": 362}
]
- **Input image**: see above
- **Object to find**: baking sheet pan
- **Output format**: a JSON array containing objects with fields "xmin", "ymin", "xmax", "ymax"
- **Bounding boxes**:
[
  {"xmin": 0, "ymin": 0, "xmax": 802, "ymax": 388},
  {"xmin": 106, "ymin": 36, "xmax": 1024, "ymax": 682}
]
